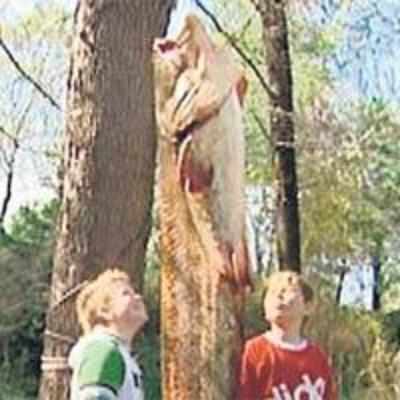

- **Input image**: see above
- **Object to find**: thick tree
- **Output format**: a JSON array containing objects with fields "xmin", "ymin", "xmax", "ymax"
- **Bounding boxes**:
[
  {"xmin": 251, "ymin": 0, "xmax": 301, "ymax": 272},
  {"xmin": 39, "ymin": 1, "xmax": 175, "ymax": 399},
  {"xmin": 154, "ymin": 15, "xmax": 250, "ymax": 400}
]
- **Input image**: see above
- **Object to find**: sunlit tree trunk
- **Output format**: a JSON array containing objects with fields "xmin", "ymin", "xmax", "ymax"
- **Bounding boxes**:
[
  {"xmin": 154, "ymin": 16, "xmax": 248, "ymax": 399},
  {"xmin": 253, "ymin": 0, "xmax": 301, "ymax": 272},
  {"xmin": 38, "ymin": 1, "xmax": 175, "ymax": 399}
]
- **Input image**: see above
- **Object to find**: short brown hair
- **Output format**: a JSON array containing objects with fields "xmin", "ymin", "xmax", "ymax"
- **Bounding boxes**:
[
  {"xmin": 264, "ymin": 271, "xmax": 314, "ymax": 303},
  {"xmin": 76, "ymin": 269, "xmax": 130, "ymax": 334}
]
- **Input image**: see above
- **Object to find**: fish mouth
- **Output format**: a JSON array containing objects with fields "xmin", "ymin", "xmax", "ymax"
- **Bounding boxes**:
[
  {"xmin": 275, "ymin": 302, "xmax": 292, "ymax": 311},
  {"xmin": 175, "ymin": 121, "xmax": 201, "ymax": 146}
]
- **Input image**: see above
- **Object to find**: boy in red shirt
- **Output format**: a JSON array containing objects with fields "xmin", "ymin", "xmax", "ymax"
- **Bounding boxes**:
[{"xmin": 238, "ymin": 271, "xmax": 337, "ymax": 400}]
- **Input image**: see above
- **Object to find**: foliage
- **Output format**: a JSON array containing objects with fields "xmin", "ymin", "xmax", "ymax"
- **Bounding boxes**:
[
  {"xmin": 298, "ymin": 98, "xmax": 400, "ymax": 266},
  {"xmin": 0, "ymin": 200, "xmax": 58, "ymax": 397},
  {"xmin": 0, "ymin": 0, "xmax": 69, "ymax": 227},
  {"xmin": 135, "ymin": 249, "xmax": 162, "ymax": 400}
]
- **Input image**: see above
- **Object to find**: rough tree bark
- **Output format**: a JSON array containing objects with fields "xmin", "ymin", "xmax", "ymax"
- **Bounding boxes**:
[
  {"xmin": 154, "ymin": 15, "xmax": 251, "ymax": 400},
  {"xmin": 252, "ymin": 0, "xmax": 301, "ymax": 272},
  {"xmin": 38, "ymin": 1, "xmax": 175, "ymax": 399}
]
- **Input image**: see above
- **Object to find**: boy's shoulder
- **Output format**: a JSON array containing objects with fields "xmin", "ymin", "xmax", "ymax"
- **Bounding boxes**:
[
  {"xmin": 243, "ymin": 334, "xmax": 331, "ymax": 369},
  {"xmin": 74, "ymin": 334, "xmax": 126, "ymax": 394},
  {"xmin": 243, "ymin": 333, "xmax": 271, "ymax": 356},
  {"xmin": 245, "ymin": 333, "xmax": 268, "ymax": 347},
  {"xmin": 305, "ymin": 341, "xmax": 332, "ymax": 364},
  {"xmin": 245, "ymin": 333, "xmax": 327, "ymax": 356}
]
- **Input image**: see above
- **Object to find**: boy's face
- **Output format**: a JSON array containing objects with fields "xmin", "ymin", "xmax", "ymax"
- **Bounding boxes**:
[
  {"xmin": 105, "ymin": 281, "xmax": 148, "ymax": 333},
  {"xmin": 264, "ymin": 281, "xmax": 311, "ymax": 327}
]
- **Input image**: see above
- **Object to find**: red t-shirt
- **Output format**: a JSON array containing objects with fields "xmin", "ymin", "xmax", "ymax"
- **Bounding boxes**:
[{"xmin": 237, "ymin": 334, "xmax": 337, "ymax": 400}]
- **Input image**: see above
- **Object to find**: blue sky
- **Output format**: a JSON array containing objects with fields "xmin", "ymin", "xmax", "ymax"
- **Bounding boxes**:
[
  {"xmin": 316, "ymin": 0, "xmax": 400, "ymax": 104},
  {"xmin": 1, "ymin": 0, "xmax": 49, "ymax": 20}
]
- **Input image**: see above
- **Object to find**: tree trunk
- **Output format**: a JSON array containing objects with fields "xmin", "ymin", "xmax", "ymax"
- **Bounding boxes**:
[
  {"xmin": 335, "ymin": 269, "xmax": 347, "ymax": 305},
  {"xmin": 256, "ymin": 0, "xmax": 301, "ymax": 272},
  {"xmin": 154, "ymin": 16, "xmax": 249, "ymax": 400},
  {"xmin": 38, "ymin": 1, "xmax": 175, "ymax": 399},
  {"xmin": 159, "ymin": 142, "xmax": 244, "ymax": 400},
  {"xmin": 371, "ymin": 254, "xmax": 381, "ymax": 311}
]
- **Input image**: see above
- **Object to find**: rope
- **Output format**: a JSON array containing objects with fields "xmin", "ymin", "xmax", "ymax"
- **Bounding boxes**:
[
  {"xmin": 41, "ymin": 355, "xmax": 70, "ymax": 372},
  {"xmin": 44, "ymin": 329, "xmax": 76, "ymax": 344},
  {"xmin": 275, "ymin": 141, "xmax": 296, "ymax": 149},
  {"xmin": 49, "ymin": 280, "xmax": 89, "ymax": 312},
  {"xmin": 41, "ymin": 330, "xmax": 76, "ymax": 372}
]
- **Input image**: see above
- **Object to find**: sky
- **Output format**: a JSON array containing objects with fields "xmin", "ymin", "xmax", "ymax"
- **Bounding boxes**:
[
  {"xmin": 1, "ymin": 0, "xmax": 43, "ymax": 19},
  {"xmin": 0, "ymin": 0, "xmax": 67, "ymax": 222},
  {"xmin": 341, "ymin": 262, "xmax": 374, "ymax": 309},
  {"xmin": 316, "ymin": 0, "xmax": 400, "ymax": 104}
]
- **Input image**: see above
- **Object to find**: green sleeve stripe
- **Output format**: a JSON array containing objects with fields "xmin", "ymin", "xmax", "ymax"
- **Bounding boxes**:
[{"xmin": 77, "ymin": 340, "xmax": 125, "ymax": 394}]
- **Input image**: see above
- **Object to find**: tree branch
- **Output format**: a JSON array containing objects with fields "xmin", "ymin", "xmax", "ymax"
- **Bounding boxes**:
[
  {"xmin": 250, "ymin": 109, "xmax": 273, "ymax": 147},
  {"xmin": 0, "ymin": 37, "xmax": 61, "ymax": 111},
  {"xmin": 0, "ymin": 96, "xmax": 33, "ymax": 228},
  {"xmin": 0, "ymin": 138, "xmax": 17, "ymax": 227},
  {"xmin": 194, "ymin": 0, "xmax": 276, "ymax": 100},
  {"xmin": 0, "ymin": 124, "xmax": 14, "ymax": 142}
]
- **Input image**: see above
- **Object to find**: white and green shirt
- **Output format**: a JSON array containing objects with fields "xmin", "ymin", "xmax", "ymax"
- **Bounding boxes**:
[{"xmin": 68, "ymin": 330, "xmax": 144, "ymax": 400}]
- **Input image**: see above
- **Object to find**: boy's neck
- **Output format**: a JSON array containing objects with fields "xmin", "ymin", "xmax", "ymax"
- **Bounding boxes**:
[
  {"xmin": 93, "ymin": 324, "xmax": 134, "ymax": 346},
  {"xmin": 267, "ymin": 322, "xmax": 304, "ymax": 346}
]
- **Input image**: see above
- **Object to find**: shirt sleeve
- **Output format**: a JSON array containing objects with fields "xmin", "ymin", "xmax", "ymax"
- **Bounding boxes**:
[
  {"xmin": 77, "ymin": 385, "xmax": 117, "ymax": 400},
  {"xmin": 314, "ymin": 344, "xmax": 338, "ymax": 400},
  {"xmin": 326, "ymin": 364, "xmax": 338, "ymax": 400},
  {"xmin": 77, "ymin": 340, "xmax": 125, "ymax": 397},
  {"xmin": 237, "ymin": 340, "xmax": 260, "ymax": 400}
]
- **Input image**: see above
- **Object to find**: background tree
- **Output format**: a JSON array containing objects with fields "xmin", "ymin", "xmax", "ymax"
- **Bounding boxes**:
[
  {"xmin": 0, "ymin": 4, "xmax": 68, "ymax": 397},
  {"xmin": 0, "ymin": 201, "xmax": 57, "ymax": 398},
  {"xmin": 0, "ymin": 3, "xmax": 66, "ymax": 233},
  {"xmin": 39, "ymin": 1, "xmax": 175, "ymax": 399},
  {"xmin": 249, "ymin": 0, "xmax": 301, "ymax": 272}
]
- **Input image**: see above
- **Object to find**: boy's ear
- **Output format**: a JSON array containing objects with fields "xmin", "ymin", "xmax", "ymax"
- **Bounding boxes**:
[{"xmin": 97, "ymin": 306, "xmax": 113, "ymax": 322}]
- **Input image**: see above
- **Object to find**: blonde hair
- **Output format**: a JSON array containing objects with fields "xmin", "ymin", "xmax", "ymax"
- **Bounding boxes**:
[
  {"xmin": 76, "ymin": 269, "xmax": 131, "ymax": 334},
  {"xmin": 264, "ymin": 271, "xmax": 314, "ymax": 303}
]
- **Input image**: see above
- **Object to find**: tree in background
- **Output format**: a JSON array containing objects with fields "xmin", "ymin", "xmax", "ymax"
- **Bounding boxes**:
[
  {"xmin": 39, "ymin": 1, "xmax": 175, "ymax": 399},
  {"xmin": 0, "ymin": 201, "xmax": 58, "ymax": 397},
  {"xmin": 0, "ymin": 3, "xmax": 66, "ymax": 234},
  {"xmin": 249, "ymin": 0, "xmax": 301, "ymax": 272},
  {"xmin": 154, "ymin": 14, "xmax": 250, "ymax": 399}
]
